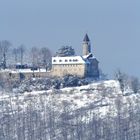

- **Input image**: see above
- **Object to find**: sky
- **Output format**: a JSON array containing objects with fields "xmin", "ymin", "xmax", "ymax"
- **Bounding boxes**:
[{"xmin": 0, "ymin": 0, "xmax": 140, "ymax": 78}]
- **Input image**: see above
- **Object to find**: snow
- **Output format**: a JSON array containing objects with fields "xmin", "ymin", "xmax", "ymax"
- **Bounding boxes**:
[
  {"xmin": 0, "ymin": 68, "xmax": 48, "ymax": 74},
  {"xmin": 0, "ymin": 80, "xmax": 140, "ymax": 118},
  {"xmin": 9, "ymin": 68, "xmax": 47, "ymax": 73},
  {"xmin": 0, "ymin": 79, "xmax": 139, "ymax": 140},
  {"xmin": 82, "ymin": 53, "xmax": 95, "ymax": 59}
]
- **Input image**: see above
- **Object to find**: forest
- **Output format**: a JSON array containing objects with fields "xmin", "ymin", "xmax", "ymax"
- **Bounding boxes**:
[{"xmin": 0, "ymin": 76, "xmax": 140, "ymax": 140}]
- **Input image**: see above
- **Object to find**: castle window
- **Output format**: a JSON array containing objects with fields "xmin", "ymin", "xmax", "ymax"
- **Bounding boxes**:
[
  {"xmin": 73, "ymin": 59, "xmax": 78, "ymax": 62},
  {"xmin": 53, "ymin": 59, "xmax": 56, "ymax": 62},
  {"xmin": 65, "ymin": 59, "xmax": 68, "ymax": 62},
  {"xmin": 69, "ymin": 59, "xmax": 72, "ymax": 62},
  {"xmin": 59, "ymin": 60, "xmax": 62, "ymax": 62}
]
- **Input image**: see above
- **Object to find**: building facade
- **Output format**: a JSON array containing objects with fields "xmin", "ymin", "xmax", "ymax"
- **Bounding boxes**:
[{"xmin": 51, "ymin": 34, "xmax": 99, "ymax": 78}]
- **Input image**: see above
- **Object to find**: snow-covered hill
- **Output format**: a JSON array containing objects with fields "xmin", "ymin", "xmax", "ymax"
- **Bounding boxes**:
[
  {"xmin": 0, "ymin": 80, "xmax": 140, "ymax": 140},
  {"xmin": 0, "ymin": 80, "xmax": 139, "ymax": 116}
]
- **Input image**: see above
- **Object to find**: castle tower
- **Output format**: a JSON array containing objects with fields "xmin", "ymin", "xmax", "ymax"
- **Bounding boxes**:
[{"xmin": 82, "ymin": 34, "xmax": 91, "ymax": 56}]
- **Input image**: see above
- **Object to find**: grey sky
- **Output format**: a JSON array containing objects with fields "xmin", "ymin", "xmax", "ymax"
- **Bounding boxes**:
[{"xmin": 0, "ymin": 0, "xmax": 140, "ymax": 78}]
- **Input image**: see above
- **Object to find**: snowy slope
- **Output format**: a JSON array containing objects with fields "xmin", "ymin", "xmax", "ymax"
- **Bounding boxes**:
[
  {"xmin": 0, "ymin": 80, "xmax": 140, "ymax": 140},
  {"xmin": 0, "ymin": 80, "xmax": 139, "ymax": 117}
]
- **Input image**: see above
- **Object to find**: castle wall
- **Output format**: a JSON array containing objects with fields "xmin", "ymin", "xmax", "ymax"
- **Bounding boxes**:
[
  {"xmin": 5, "ymin": 63, "xmax": 86, "ymax": 80},
  {"xmin": 51, "ymin": 64, "xmax": 86, "ymax": 77},
  {"xmin": 9, "ymin": 71, "xmax": 51, "ymax": 80},
  {"xmin": 86, "ymin": 59, "xmax": 99, "ymax": 78}
]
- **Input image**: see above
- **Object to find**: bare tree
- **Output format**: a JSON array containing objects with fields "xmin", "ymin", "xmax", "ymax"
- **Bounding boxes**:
[
  {"xmin": 18, "ymin": 45, "xmax": 25, "ymax": 65},
  {"xmin": 12, "ymin": 48, "xmax": 19, "ymax": 64},
  {"xmin": 115, "ymin": 96, "xmax": 124, "ymax": 140},
  {"xmin": 114, "ymin": 70, "xmax": 128, "ymax": 93},
  {"xmin": 40, "ymin": 47, "xmax": 52, "ymax": 71},
  {"xmin": 30, "ymin": 47, "xmax": 40, "ymax": 76},
  {"xmin": 0, "ymin": 40, "xmax": 11, "ymax": 69},
  {"xmin": 31, "ymin": 47, "xmax": 40, "ymax": 67}
]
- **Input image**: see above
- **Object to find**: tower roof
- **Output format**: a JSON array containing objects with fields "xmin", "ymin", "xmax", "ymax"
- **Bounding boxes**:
[{"xmin": 83, "ymin": 34, "xmax": 90, "ymax": 42}]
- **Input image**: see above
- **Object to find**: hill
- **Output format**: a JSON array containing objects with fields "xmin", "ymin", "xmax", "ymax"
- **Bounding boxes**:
[{"xmin": 0, "ymin": 80, "xmax": 140, "ymax": 140}]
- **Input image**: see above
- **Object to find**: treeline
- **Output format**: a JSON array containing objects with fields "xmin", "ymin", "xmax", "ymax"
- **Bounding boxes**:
[
  {"xmin": 115, "ymin": 70, "xmax": 140, "ymax": 94},
  {"xmin": 0, "ymin": 40, "xmax": 52, "ymax": 70},
  {"xmin": 0, "ymin": 91, "xmax": 140, "ymax": 140},
  {"xmin": 0, "ymin": 40, "xmax": 76, "ymax": 70}
]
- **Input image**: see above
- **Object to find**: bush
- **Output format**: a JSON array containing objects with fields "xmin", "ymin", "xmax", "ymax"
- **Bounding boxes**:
[{"xmin": 14, "ymin": 75, "xmax": 91, "ymax": 93}]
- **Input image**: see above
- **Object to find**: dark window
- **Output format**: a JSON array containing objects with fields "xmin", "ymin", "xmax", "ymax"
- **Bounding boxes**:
[{"xmin": 73, "ymin": 59, "xmax": 78, "ymax": 62}]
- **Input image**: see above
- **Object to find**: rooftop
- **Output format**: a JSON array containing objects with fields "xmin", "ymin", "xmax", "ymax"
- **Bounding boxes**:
[
  {"xmin": 52, "ymin": 56, "xmax": 90, "ymax": 64},
  {"xmin": 83, "ymin": 34, "xmax": 90, "ymax": 42}
]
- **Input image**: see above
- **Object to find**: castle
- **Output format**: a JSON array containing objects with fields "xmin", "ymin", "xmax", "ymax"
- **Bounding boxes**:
[
  {"xmin": 51, "ymin": 34, "xmax": 99, "ymax": 78},
  {"xmin": 6, "ymin": 34, "xmax": 99, "ymax": 80}
]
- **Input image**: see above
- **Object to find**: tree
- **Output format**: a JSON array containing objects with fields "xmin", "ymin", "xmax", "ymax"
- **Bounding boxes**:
[
  {"xmin": 40, "ymin": 47, "xmax": 52, "ymax": 71},
  {"xmin": 30, "ymin": 47, "xmax": 40, "ymax": 76},
  {"xmin": 114, "ymin": 70, "xmax": 128, "ymax": 93},
  {"xmin": 55, "ymin": 46, "xmax": 75, "ymax": 57},
  {"xmin": 18, "ymin": 45, "xmax": 25, "ymax": 65},
  {"xmin": 12, "ymin": 48, "xmax": 19, "ymax": 64},
  {"xmin": 115, "ymin": 96, "xmax": 124, "ymax": 140},
  {"xmin": 0, "ymin": 40, "xmax": 11, "ymax": 69},
  {"xmin": 130, "ymin": 76, "xmax": 140, "ymax": 93}
]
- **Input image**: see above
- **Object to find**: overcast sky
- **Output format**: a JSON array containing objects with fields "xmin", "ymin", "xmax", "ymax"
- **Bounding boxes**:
[{"xmin": 0, "ymin": 0, "xmax": 140, "ymax": 78}]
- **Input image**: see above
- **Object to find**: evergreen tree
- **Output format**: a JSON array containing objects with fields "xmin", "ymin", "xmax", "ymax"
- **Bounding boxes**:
[{"xmin": 55, "ymin": 46, "xmax": 75, "ymax": 57}]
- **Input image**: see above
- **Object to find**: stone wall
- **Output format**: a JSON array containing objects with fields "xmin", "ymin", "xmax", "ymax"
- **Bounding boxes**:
[
  {"xmin": 51, "ymin": 64, "xmax": 86, "ymax": 77},
  {"xmin": 8, "ymin": 71, "xmax": 51, "ymax": 80}
]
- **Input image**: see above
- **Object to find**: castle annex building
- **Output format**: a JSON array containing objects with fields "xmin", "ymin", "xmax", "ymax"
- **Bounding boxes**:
[{"xmin": 51, "ymin": 34, "xmax": 99, "ymax": 78}]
